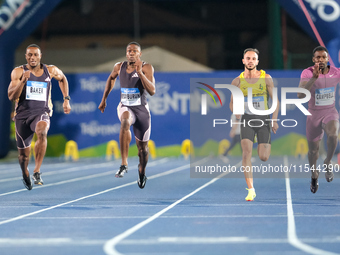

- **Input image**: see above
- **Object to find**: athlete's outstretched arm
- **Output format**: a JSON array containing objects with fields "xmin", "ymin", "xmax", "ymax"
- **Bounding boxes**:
[
  {"xmin": 8, "ymin": 67, "xmax": 29, "ymax": 101},
  {"xmin": 99, "ymin": 62, "xmax": 121, "ymax": 113},
  {"xmin": 48, "ymin": 65, "xmax": 71, "ymax": 114},
  {"xmin": 135, "ymin": 57, "xmax": 155, "ymax": 96},
  {"xmin": 266, "ymin": 74, "xmax": 279, "ymax": 134}
]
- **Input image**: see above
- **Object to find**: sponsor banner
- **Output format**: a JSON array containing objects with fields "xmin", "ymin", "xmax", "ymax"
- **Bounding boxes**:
[
  {"xmin": 276, "ymin": 0, "xmax": 340, "ymax": 66},
  {"xmin": 276, "ymin": 0, "xmax": 340, "ymax": 42},
  {"xmin": 0, "ymin": 0, "xmax": 63, "ymax": 47}
]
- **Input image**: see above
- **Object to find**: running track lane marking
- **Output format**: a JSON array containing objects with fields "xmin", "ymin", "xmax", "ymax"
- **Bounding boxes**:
[
  {"xmin": 0, "ymin": 158, "xmax": 209, "ymax": 226},
  {"xmin": 284, "ymin": 156, "xmax": 339, "ymax": 255},
  {"xmin": 0, "ymin": 158, "xmax": 169, "ymax": 197},
  {"xmin": 0, "ymin": 161, "xmax": 116, "ymax": 183},
  {"xmin": 103, "ymin": 160, "xmax": 242, "ymax": 255}
]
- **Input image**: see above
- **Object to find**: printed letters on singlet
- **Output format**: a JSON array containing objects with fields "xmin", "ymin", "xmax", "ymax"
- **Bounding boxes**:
[
  {"xmin": 26, "ymin": 81, "xmax": 47, "ymax": 101},
  {"xmin": 121, "ymin": 88, "xmax": 141, "ymax": 106},
  {"xmin": 315, "ymin": 87, "xmax": 335, "ymax": 106},
  {"xmin": 244, "ymin": 96, "xmax": 265, "ymax": 114}
]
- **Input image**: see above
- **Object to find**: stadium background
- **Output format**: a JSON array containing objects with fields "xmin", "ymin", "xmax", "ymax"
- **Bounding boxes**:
[{"xmin": 1, "ymin": 0, "xmax": 340, "ymax": 159}]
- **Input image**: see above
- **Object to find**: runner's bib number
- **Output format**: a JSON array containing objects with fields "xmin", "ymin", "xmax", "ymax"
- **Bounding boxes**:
[
  {"xmin": 244, "ymin": 96, "xmax": 265, "ymax": 114},
  {"xmin": 315, "ymin": 87, "xmax": 335, "ymax": 106},
  {"xmin": 121, "ymin": 88, "xmax": 141, "ymax": 106},
  {"xmin": 26, "ymin": 81, "xmax": 47, "ymax": 101}
]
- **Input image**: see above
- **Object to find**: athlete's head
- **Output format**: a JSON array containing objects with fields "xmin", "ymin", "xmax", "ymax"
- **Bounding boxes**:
[
  {"xmin": 126, "ymin": 42, "xmax": 141, "ymax": 64},
  {"xmin": 242, "ymin": 48, "xmax": 259, "ymax": 71},
  {"xmin": 25, "ymin": 44, "xmax": 42, "ymax": 68},
  {"xmin": 312, "ymin": 46, "xmax": 329, "ymax": 70}
]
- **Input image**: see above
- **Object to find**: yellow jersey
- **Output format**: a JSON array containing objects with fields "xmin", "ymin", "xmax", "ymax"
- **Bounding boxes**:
[{"xmin": 239, "ymin": 70, "xmax": 269, "ymax": 114}]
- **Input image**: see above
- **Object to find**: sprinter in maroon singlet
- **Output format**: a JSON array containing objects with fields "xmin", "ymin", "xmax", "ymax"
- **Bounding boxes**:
[
  {"xmin": 8, "ymin": 44, "xmax": 71, "ymax": 190},
  {"xmin": 99, "ymin": 42, "xmax": 156, "ymax": 189}
]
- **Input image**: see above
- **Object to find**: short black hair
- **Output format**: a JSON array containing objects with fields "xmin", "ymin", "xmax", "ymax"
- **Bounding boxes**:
[
  {"xmin": 26, "ymin": 44, "xmax": 41, "ymax": 51},
  {"xmin": 243, "ymin": 48, "xmax": 259, "ymax": 57},
  {"xmin": 127, "ymin": 41, "xmax": 141, "ymax": 50},
  {"xmin": 313, "ymin": 46, "xmax": 328, "ymax": 56}
]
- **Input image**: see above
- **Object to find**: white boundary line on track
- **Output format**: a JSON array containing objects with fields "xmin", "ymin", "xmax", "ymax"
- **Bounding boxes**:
[
  {"xmin": 1, "ymin": 236, "xmax": 340, "ymax": 247},
  {"xmin": 103, "ymin": 160, "xmax": 242, "ymax": 255},
  {"xmin": 284, "ymin": 156, "xmax": 340, "ymax": 255},
  {"xmin": 0, "ymin": 161, "xmax": 74, "ymax": 174},
  {"xmin": 0, "ymin": 158, "xmax": 200, "ymax": 226},
  {"xmin": 1, "ymin": 214, "xmax": 338, "ymax": 219},
  {"xmin": 0, "ymin": 161, "xmax": 115, "ymax": 183},
  {"xmin": 0, "ymin": 158, "xmax": 168, "ymax": 197}
]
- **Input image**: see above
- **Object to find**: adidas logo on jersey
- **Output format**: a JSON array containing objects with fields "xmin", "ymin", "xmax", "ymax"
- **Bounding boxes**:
[
  {"xmin": 45, "ymin": 77, "xmax": 51, "ymax": 82},
  {"xmin": 132, "ymin": 73, "xmax": 139, "ymax": 78}
]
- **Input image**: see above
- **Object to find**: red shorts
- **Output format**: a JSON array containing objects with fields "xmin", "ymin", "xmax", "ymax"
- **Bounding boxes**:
[{"xmin": 306, "ymin": 107, "xmax": 339, "ymax": 142}]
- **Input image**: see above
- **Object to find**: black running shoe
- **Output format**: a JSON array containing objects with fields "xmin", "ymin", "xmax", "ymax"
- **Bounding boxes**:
[
  {"xmin": 310, "ymin": 178, "xmax": 319, "ymax": 193},
  {"xmin": 32, "ymin": 172, "xmax": 43, "ymax": 185},
  {"xmin": 137, "ymin": 175, "xmax": 147, "ymax": 189},
  {"xmin": 115, "ymin": 165, "xmax": 128, "ymax": 178},
  {"xmin": 22, "ymin": 173, "xmax": 33, "ymax": 190},
  {"xmin": 325, "ymin": 165, "xmax": 334, "ymax": 182}
]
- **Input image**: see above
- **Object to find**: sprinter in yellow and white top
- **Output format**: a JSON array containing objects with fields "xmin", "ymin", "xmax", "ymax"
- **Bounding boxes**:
[
  {"xmin": 239, "ymin": 69, "xmax": 269, "ymax": 114},
  {"xmin": 229, "ymin": 48, "xmax": 279, "ymax": 202}
]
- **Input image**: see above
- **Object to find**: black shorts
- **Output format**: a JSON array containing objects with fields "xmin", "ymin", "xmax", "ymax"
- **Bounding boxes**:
[
  {"xmin": 117, "ymin": 103, "xmax": 151, "ymax": 141},
  {"xmin": 15, "ymin": 113, "xmax": 50, "ymax": 149},
  {"xmin": 240, "ymin": 114, "xmax": 271, "ymax": 144}
]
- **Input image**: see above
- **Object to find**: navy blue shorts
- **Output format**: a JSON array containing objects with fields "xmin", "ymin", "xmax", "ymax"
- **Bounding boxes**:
[{"xmin": 15, "ymin": 113, "xmax": 50, "ymax": 149}]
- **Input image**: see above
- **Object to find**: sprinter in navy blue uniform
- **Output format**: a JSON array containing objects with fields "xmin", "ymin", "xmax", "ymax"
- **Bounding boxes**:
[
  {"xmin": 99, "ymin": 42, "xmax": 156, "ymax": 189},
  {"xmin": 8, "ymin": 44, "xmax": 71, "ymax": 190}
]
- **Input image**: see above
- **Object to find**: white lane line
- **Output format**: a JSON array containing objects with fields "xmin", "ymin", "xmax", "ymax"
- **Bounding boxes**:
[
  {"xmin": 0, "ymin": 238, "xmax": 104, "ymax": 246},
  {"xmin": 0, "ymin": 161, "xmax": 114, "ymax": 183},
  {"xmin": 1, "ymin": 214, "xmax": 339, "ymax": 220},
  {"xmin": 0, "ymin": 162, "xmax": 75, "ymax": 174},
  {"xmin": 1, "ymin": 236, "xmax": 340, "ymax": 247},
  {"xmin": 0, "ymin": 159, "xmax": 193, "ymax": 226},
  {"xmin": 0, "ymin": 158, "xmax": 169, "ymax": 197},
  {"xmin": 0, "ymin": 159, "xmax": 143, "ymax": 183},
  {"xmin": 103, "ymin": 160, "xmax": 242, "ymax": 255},
  {"xmin": 284, "ymin": 156, "xmax": 340, "ymax": 255}
]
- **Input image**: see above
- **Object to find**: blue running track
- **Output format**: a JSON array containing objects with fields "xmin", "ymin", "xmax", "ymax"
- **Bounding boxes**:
[{"xmin": 0, "ymin": 156, "xmax": 339, "ymax": 255}]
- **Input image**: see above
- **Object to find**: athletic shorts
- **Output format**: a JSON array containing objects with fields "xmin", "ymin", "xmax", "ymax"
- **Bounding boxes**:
[
  {"xmin": 117, "ymin": 102, "xmax": 151, "ymax": 141},
  {"xmin": 306, "ymin": 107, "xmax": 339, "ymax": 142},
  {"xmin": 15, "ymin": 113, "xmax": 50, "ymax": 149},
  {"xmin": 240, "ymin": 114, "xmax": 271, "ymax": 144}
]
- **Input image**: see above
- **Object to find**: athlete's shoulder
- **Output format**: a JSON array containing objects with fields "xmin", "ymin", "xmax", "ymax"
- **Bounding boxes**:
[
  {"xmin": 13, "ymin": 65, "xmax": 24, "ymax": 71},
  {"xmin": 142, "ymin": 62, "xmax": 154, "ymax": 72},
  {"xmin": 264, "ymin": 73, "xmax": 272, "ymax": 79},
  {"xmin": 112, "ymin": 62, "xmax": 124, "ymax": 73},
  {"xmin": 302, "ymin": 66, "xmax": 313, "ymax": 74},
  {"xmin": 142, "ymin": 62, "xmax": 153, "ymax": 68},
  {"xmin": 46, "ymin": 64, "xmax": 55, "ymax": 70},
  {"xmin": 300, "ymin": 66, "xmax": 313, "ymax": 78},
  {"xmin": 231, "ymin": 76, "xmax": 240, "ymax": 86},
  {"xmin": 11, "ymin": 65, "xmax": 24, "ymax": 77},
  {"xmin": 46, "ymin": 64, "xmax": 62, "ymax": 75},
  {"xmin": 113, "ymin": 61, "xmax": 123, "ymax": 67},
  {"xmin": 329, "ymin": 65, "xmax": 340, "ymax": 76}
]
